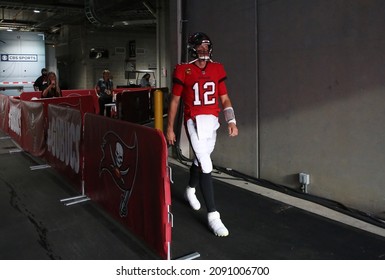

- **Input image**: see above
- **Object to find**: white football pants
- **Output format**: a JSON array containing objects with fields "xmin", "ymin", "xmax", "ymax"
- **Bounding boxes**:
[{"xmin": 186, "ymin": 116, "xmax": 219, "ymax": 173}]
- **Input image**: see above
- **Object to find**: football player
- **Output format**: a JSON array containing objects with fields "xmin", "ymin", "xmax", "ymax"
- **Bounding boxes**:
[{"xmin": 166, "ymin": 32, "xmax": 238, "ymax": 237}]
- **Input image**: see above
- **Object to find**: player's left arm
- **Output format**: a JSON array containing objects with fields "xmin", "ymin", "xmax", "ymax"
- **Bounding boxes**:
[{"xmin": 220, "ymin": 94, "xmax": 238, "ymax": 137}]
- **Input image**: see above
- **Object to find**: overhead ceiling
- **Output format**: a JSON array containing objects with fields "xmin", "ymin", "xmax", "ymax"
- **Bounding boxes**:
[{"xmin": 0, "ymin": 0, "xmax": 157, "ymax": 34}]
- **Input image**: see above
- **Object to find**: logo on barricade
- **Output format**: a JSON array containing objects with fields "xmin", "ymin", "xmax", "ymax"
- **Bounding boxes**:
[
  {"xmin": 8, "ymin": 103, "xmax": 21, "ymax": 136},
  {"xmin": 28, "ymin": 112, "xmax": 36, "ymax": 130},
  {"xmin": 99, "ymin": 131, "xmax": 138, "ymax": 217},
  {"xmin": 46, "ymin": 115, "xmax": 81, "ymax": 173}
]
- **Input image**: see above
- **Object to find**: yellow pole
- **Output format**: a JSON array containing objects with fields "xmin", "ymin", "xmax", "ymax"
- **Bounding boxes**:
[{"xmin": 154, "ymin": 89, "xmax": 163, "ymax": 131}]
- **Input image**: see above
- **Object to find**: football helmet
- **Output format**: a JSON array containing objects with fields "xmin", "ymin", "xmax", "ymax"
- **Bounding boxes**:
[{"xmin": 187, "ymin": 32, "xmax": 213, "ymax": 60}]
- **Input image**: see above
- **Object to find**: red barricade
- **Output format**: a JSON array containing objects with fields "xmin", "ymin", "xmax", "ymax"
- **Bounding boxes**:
[
  {"xmin": 22, "ymin": 89, "xmax": 100, "ymax": 115},
  {"xmin": 83, "ymin": 113, "xmax": 171, "ymax": 259},
  {"xmin": 19, "ymin": 91, "xmax": 42, "ymax": 101},
  {"xmin": 115, "ymin": 89, "xmax": 151, "ymax": 123},
  {"xmin": 61, "ymin": 89, "xmax": 94, "ymax": 97},
  {"xmin": 31, "ymin": 95, "xmax": 95, "ymax": 124},
  {"xmin": 1, "ymin": 92, "xmax": 172, "ymax": 259},
  {"xmin": 114, "ymin": 87, "xmax": 151, "ymax": 94},
  {"xmin": 62, "ymin": 89, "xmax": 99, "ymax": 115},
  {"xmin": 3, "ymin": 94, "xmax": 95, "ymax": 160}
]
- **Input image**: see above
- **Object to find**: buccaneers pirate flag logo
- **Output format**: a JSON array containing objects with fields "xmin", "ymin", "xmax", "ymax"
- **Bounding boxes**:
[{"xmin": 99, "ymin": 131, "xmax": 138, "ymax": 217}]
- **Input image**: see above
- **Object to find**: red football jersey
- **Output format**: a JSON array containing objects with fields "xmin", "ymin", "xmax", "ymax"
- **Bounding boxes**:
[{"xmin": 172, "ymin": 61, "xmax": 228, "ymax": 121}]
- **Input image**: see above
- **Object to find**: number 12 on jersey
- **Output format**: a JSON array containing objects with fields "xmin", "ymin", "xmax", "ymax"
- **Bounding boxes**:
[{"xmin": 193, "ymin": 81, "xmax": 216, "ymax": 106}]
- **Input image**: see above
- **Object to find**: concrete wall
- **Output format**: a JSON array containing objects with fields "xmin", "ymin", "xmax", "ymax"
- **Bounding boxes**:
[
  {"xmin": 56, "ymin": 25, "xmax": 156, "ymax": 90},
  {"xmin": 258, "ymin": 0, "xmax": 385, "ymax": 214}
]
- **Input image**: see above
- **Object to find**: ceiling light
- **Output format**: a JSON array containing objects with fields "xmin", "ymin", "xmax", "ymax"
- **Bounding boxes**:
[
  {"xmin": 34, "ymin": 10, "xmax": 41, "ymax": 13},
  {"xmin": 6, "ymin": 28, "xmax": 13, "ymax": 32}
]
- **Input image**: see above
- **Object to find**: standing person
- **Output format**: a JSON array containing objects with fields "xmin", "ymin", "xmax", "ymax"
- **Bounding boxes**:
[
  {"xmin": 95, "ymin": 69, "xmax": 114, "ymax": 117},
  {"xmin": 33, "ymin": 68, "xmax": 48, "ymax": 91},
  {"xmin": 166, "ymin": 32, "xmax": 239, "ymax": 237},
  {"xmin": 41, "ymin": 72, "xmax": 62, "ymax": 98}
]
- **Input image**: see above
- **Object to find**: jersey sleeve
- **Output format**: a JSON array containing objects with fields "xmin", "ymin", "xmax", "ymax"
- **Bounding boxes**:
[
  {"xmin": 217, "ymin": 63, "xmax": 228, "ymax": 96},
  {"xmin": 172, "ymin": 64, "xmax": 185, "ymax": 96}
]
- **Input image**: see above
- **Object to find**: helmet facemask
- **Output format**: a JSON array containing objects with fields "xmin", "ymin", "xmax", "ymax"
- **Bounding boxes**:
[{"xmin": 194, "ymin": 41, "xmax": 212, "ymax": 61}]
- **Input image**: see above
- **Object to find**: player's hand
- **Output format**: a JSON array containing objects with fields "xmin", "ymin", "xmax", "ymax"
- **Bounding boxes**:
[
  {"xmin": 228, "ymin": 123, "xmax": 238, "ymax": 137},
  {"xmin": 166, "ymin": 129, "xmax": 176, "ymax": 145}
]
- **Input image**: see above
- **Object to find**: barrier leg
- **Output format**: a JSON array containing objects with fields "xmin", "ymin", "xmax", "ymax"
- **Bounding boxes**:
[
  {"xmin": 60, "ymin": 180, "xmax": 90, "ymax": 206},
  {"xmin": 9, "ymin": 149, "xmax": 22, "ymax": 153},
  {"xmin": 30, "ymin": 164, "xmax": 51, "ymax": 170},
  {"xmin": 175, "ymin": 252, "xmax": 201, "ymax": 260}
]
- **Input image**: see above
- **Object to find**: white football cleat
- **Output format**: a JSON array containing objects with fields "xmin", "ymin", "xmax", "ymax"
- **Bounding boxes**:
[
  {"xmin": 184, "ymin": 186, "xmax": 201, "ymax": 210},
  {"xmin": 208, "ymin": 211, "xmax": 229, "ymax": 237}
]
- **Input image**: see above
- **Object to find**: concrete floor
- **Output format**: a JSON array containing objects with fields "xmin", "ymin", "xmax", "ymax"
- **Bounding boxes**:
[{"xmin": 1, "ymin": 129, "xmax": 385, "ymax": 260}]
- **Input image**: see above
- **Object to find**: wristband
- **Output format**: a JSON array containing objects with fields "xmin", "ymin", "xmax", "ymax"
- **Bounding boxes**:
[
  {"xmin": 224, "ymin": 107, "xmax": 236, "ymax": 124},
  {"xmin": 228, "ymin": 119, "xmax": 237, "ymax": 125}
]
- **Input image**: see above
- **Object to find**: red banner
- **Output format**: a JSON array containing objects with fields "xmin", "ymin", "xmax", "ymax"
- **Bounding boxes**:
[
  {"xmin": 83, "ymin": 113, "xmax": 171, "ymax": 259},
  {"xmin": 0, "ymin": 94, "xmax": 10, "ymax": 133},
  {"xmin": 45, "ymin": 104, "xmax": 83, "ymax": 190},
  {"xmin": 21, "ymin": 101, "xmax": 45, "ymax": 157}
]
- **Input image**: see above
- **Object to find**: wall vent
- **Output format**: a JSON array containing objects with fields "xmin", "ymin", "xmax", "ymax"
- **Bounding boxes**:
[
  {"xmin": 115, "ymin": 47, "xmax": 126, "ymax": 54},
  {"xmin": 136, "ymin": 48, "xmax": 145, "ymax": 55}
]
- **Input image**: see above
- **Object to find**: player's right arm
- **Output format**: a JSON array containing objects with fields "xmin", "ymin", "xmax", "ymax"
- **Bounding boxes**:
[{"xmin": 166, "ymin": 94, "xmax": 181, "ymax": 145}]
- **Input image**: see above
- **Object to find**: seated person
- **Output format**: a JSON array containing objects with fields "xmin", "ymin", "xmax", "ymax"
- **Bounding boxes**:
[
  {"xmin": 41, "ymin": 72, "xmax": 62, "ymax": 98},
  {"xmin": 140, "ymin": 73, "xmax": 151, "ymax": 87}
]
